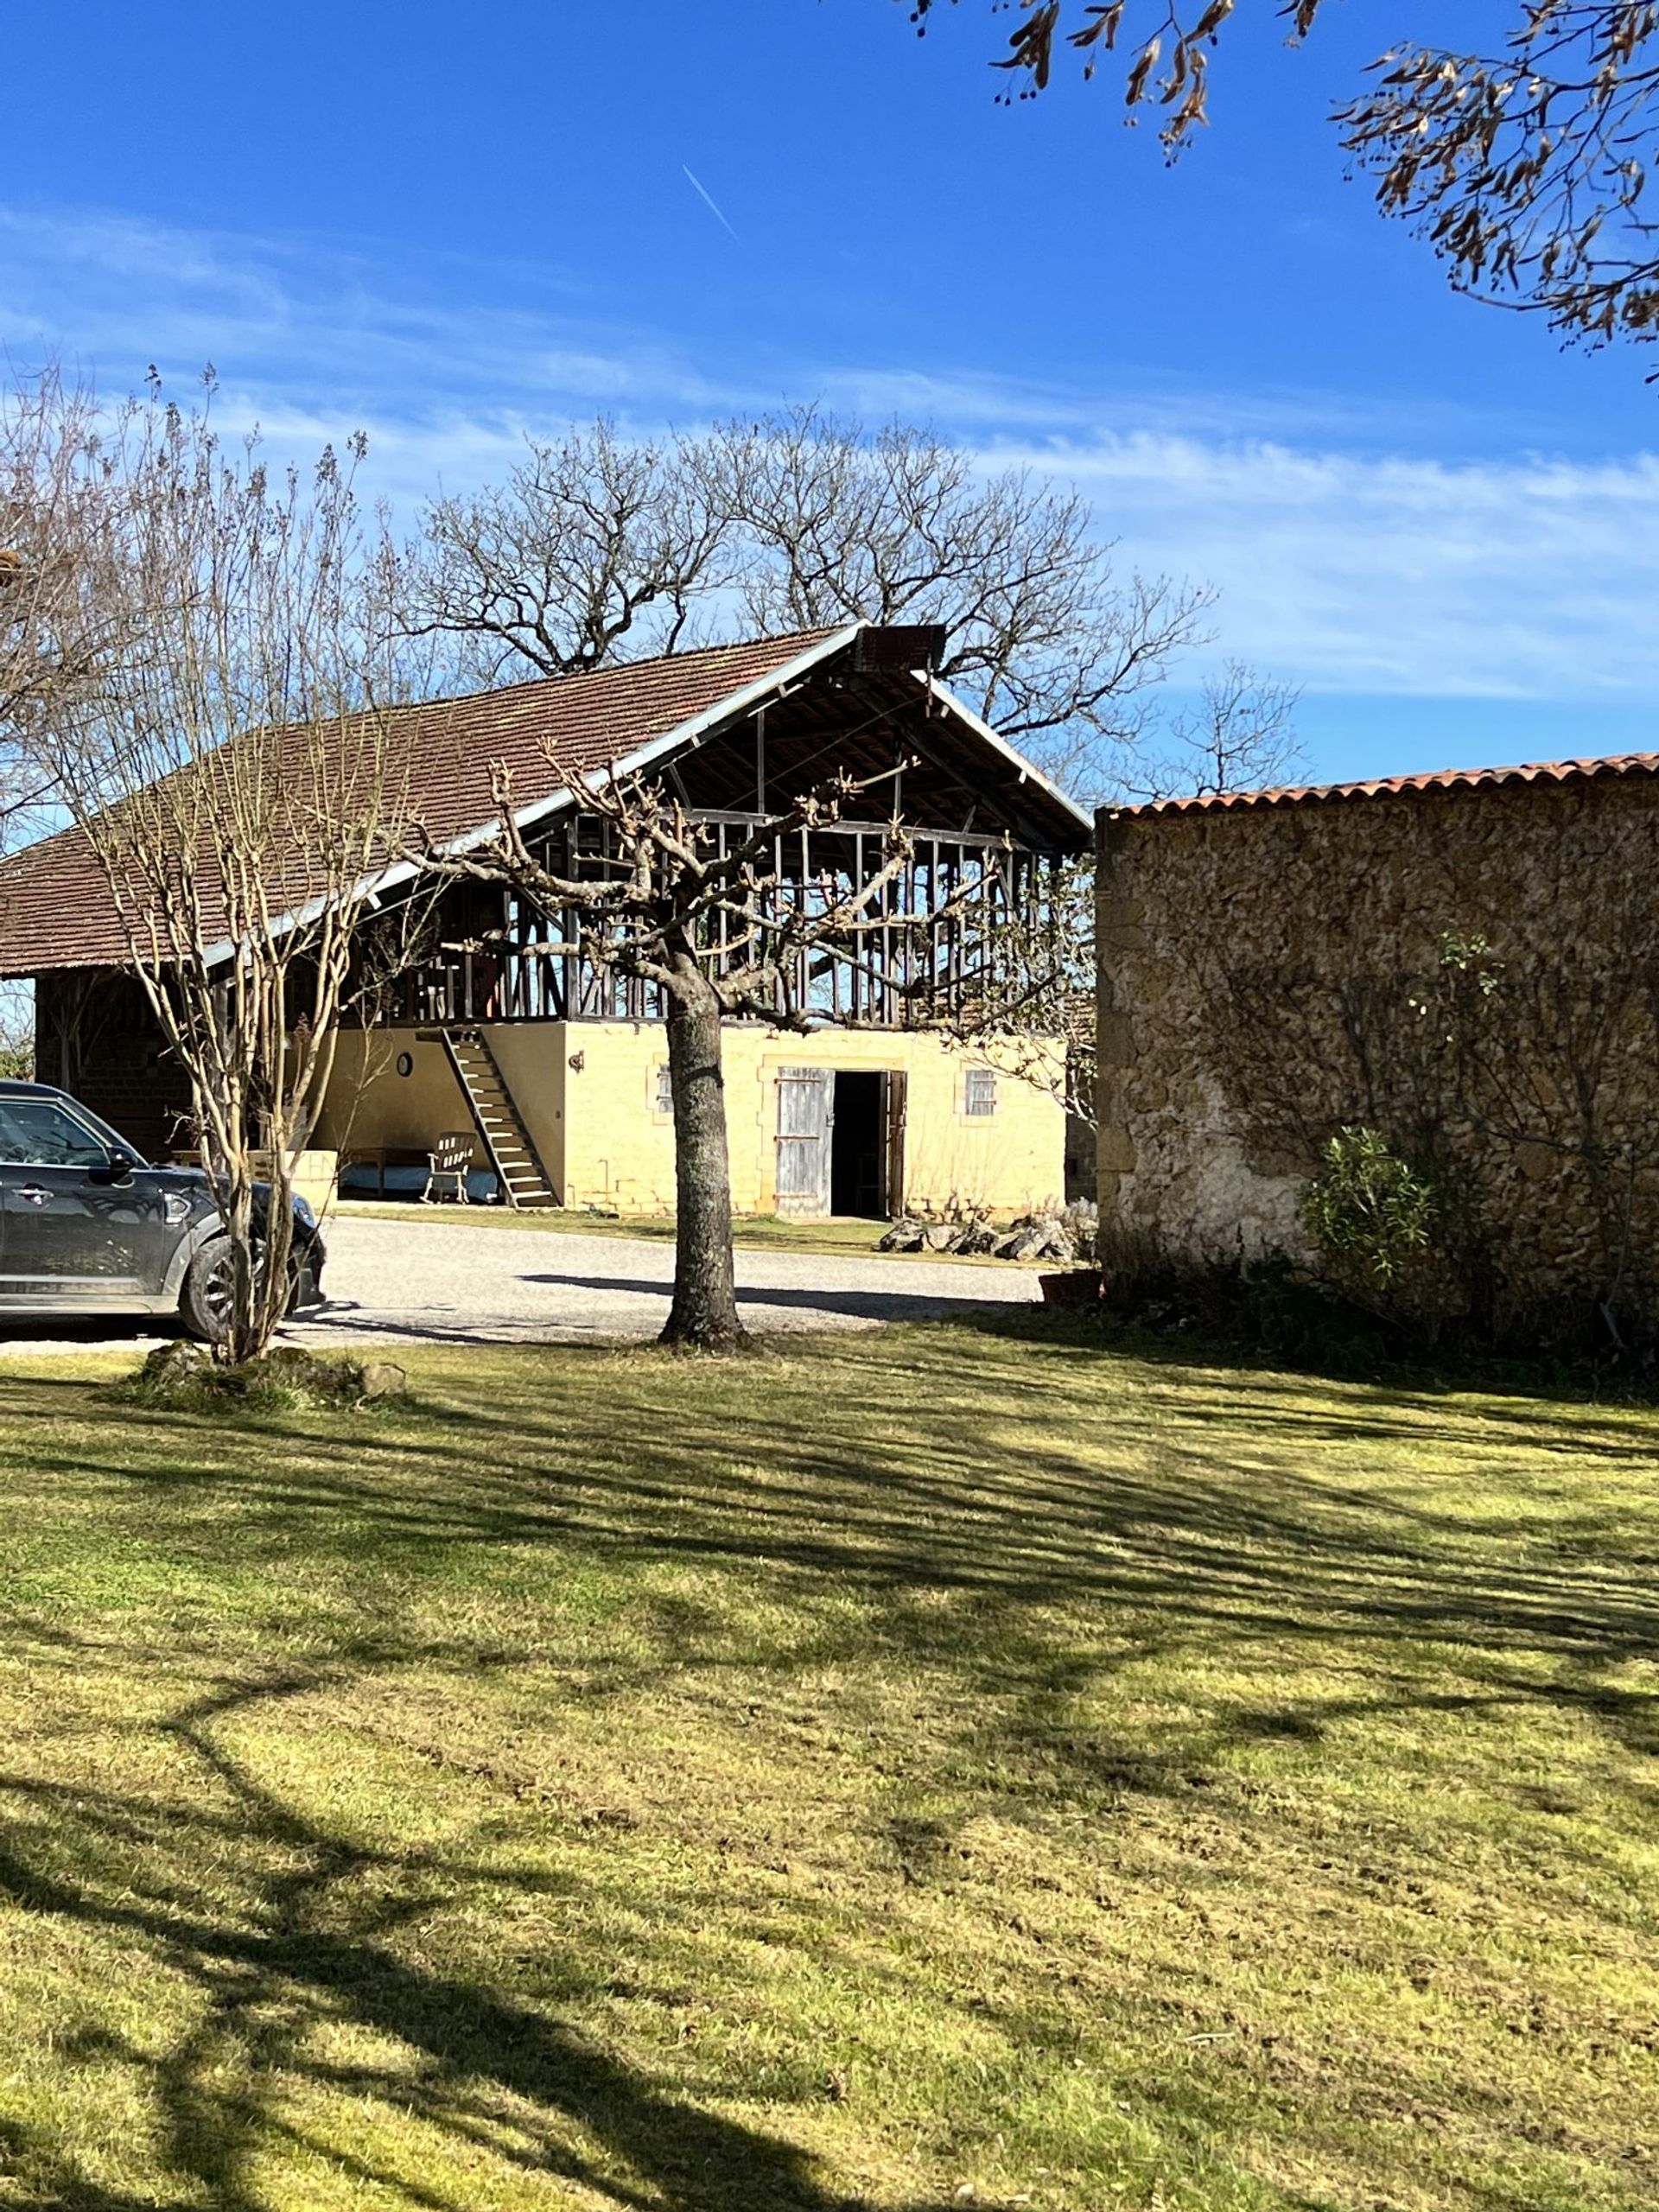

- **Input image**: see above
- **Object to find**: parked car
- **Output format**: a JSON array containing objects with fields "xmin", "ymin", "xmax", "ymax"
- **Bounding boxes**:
[{"xmin": 0, "ymin": 1079, "xmax": 326, "ymax": 1341}]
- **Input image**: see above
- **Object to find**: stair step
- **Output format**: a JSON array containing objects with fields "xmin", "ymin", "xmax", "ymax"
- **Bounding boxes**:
[{"xmin": 443, "ymin": 1028, "xmax": 558, "ymax": 1208}]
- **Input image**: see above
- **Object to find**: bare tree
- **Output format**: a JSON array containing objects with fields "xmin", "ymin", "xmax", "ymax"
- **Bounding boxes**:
[
  {"xmin": 0, "ymin": 366, "xmax": 128, "ymax": 855},
  {"xmin": 422, "ymin": 757, "xmax": 1000, "ymax": 1352},
  {"xmin": 0, "ymin": 986, "xmax": 29, "ymax": 1078},
  {"xmin": 407, "ymin": 419, "xmax": 735, "ymax": 689},
  {"xmin": 15, "ymin": 378, "xmax": 427, "ymax": 1362},
  {"xmin": 704, "ymin": 407, "xmax": 1206, "ymax": 791},
  {"xmin": 403, "ymin": 407, "xmax": 1208, "ymax": 800},
  {"xmin": 1131, "ymin": 659, "xmax": 1304, "ymax": 803},
  {"xmin": 903, "ymin": 3, "xmax": 1659, "ymax": 356}
]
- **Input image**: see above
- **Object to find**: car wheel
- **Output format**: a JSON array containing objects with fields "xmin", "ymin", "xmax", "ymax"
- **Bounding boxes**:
[{"xmin": 178, "ymin": 1238, "xmax": 238, "ymax": 1345}]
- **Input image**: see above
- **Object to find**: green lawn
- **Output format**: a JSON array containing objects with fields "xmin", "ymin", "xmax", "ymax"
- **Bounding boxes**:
[{"xmin": 0, "ymin": 1321, "xmax": 1656, "ymax": 2212}]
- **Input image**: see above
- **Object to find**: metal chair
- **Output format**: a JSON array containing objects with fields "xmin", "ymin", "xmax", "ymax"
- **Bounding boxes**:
[{"xmin": 423, "ymin": 1130, "xmax": 474, "ymax": 1205}]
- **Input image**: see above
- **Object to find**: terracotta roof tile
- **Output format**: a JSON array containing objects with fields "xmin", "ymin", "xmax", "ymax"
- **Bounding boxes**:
[
  {"xmin": 0, "ymin": 627, "xmax": 848, "ymax": 976},
  {"xmin": 1114, "ymin": 749, "xmax": 1659, "ymax": 820}
]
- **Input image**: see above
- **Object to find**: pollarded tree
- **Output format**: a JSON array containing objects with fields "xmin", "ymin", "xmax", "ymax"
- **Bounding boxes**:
[
  {"xmin": 422, "ymin": 755, "xmax": 1001, "ymax": 1352},
  {"xmin": 902, "ymin": 2, "xmax": 1659, "ymax": 355}
]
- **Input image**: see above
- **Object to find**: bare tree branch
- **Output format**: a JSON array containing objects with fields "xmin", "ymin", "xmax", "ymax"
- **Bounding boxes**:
[
  {"xmin": 12, "ymin": 372, "xmax": 435, "ymax": 1361},
  {"xmin": 415, "ymin": 749, "xmax": 1008, "ymax": 1351},
  {"xmin": 901, "ymin": 3, "xmax": 1659, "ymax": 354},
  {"xmin": 398, "ymin": 405, "xmax": 1211, "ymax": 803}
]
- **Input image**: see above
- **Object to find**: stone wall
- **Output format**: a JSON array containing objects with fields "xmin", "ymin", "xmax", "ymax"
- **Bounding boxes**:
[{"xmin": 1095, "ymin": 772, "xmax": 1659, "ymax": 1331}]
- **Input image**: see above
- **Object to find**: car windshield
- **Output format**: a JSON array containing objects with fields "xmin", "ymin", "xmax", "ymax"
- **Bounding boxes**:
[{"xmin": 71, "ymin": 1101, "xmax": 149, "ymax": 1165}]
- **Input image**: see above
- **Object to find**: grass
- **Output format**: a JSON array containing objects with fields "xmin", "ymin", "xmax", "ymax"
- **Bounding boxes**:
[{"xmin": 0, "ymin": 1318, "xmax": 1656, "ymax": 2211}]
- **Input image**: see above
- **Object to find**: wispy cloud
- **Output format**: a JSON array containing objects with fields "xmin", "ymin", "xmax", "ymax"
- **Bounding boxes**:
[
  {"xmin": 3, "ymin": 199, "xmax": 1655, "ymax": 710},
  {"xmin": 990, "ymin": 431, "xmax": 1659, "ymax": 700}
]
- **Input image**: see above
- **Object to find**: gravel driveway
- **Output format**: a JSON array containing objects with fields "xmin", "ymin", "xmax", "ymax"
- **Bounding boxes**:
[
  {"xmin": 302, "ymin": 1212, "xmax": 1040, "ymax": 1346},
  {"xmin": 0, "ymin": 1211, "xmax": 1040, "ymax": 1357}
]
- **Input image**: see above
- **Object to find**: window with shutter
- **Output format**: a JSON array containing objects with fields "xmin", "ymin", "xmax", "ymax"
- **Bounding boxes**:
[{"xmin": 963, "ymin": 1068, "xmax": 996, "ymax": 1118}]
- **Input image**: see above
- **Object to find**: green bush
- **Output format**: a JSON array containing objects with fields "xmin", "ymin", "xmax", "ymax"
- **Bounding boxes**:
[{"xmin": 1302, "ymin": 1126, "xmax": 1440, "ymax": 1287}]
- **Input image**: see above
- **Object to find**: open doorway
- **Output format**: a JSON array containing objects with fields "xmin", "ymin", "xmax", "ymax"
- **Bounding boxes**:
[
  {"xmin": 830, "ymin": 1071, "xmax": 887, "ymax": 1218},
  {"xmin": 776, "ymin": 1067, "xmax": 906, "ymax": 1218}
]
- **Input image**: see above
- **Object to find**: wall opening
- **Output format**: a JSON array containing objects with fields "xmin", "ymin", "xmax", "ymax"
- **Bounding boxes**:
[{"xmin": 830, "ymin": 1071, "xmax": 887, "ymax": 1218}]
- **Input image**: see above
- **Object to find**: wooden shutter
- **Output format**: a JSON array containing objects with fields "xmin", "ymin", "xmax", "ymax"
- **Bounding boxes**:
[
  {"xmin": 880, "ymin": 1070, "xmax": 908, "ymax": 1219},
  {"xmin": 775, "ymin": 1067, "xmax": 833, "ymax": 1216}
]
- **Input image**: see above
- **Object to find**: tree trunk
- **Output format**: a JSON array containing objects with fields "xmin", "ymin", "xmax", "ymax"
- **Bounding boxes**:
[{"xmin": 662, "ymin": 956, "xmax": 747, "ymax": 1352}]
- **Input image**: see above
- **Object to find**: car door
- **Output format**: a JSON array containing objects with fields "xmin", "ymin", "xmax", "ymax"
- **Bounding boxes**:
[{"xmin": 0, "ymin": 1096, "xmax": 172, "ymax": 1298}]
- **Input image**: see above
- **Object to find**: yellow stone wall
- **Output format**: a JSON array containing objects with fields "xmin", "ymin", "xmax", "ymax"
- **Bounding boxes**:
[
  {"xmin": 560, "ymin": 1021, "xmax": 1065, "ymax": 1217},
  {"xmin": 315, "ymin": 1020, "xmax": 1065, "ymax": 1218},
  {"xmin": 313, "ymin": 1029, "xmax": 474, "ymax": 1160}
]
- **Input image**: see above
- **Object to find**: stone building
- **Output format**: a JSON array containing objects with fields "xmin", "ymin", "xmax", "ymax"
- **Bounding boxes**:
[{"xmin": 1096, "ymin": 752, "xmax": 1659, "ymax": 1332}]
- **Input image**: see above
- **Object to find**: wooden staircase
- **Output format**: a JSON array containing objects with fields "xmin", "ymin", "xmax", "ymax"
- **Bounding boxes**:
[{"xmin": 441, "ymin": 1028, "xmax": 560, "ymax": 1210}]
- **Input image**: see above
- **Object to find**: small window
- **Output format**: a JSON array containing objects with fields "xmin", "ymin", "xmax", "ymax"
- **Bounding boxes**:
[
  {"xmin": 0, "ymin": 1098, "xmax": 111, "ymax": 1167},
  {"xmin": 654, "ymin": 1065, "xmax": 674, "ymax": 1116},
  {"xmin": 963, "ymin": 1068, "xmax": 997, "ymax": 1119}
]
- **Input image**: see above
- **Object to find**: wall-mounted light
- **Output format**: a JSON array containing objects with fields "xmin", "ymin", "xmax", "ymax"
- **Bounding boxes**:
[
  {"xmin": 396, "ymin": 1052, "xmax": 414, "ymax": 1078},
  {"xmin": 569, "ymin": 1051, "xmax": 585, "ymax": 1073}
]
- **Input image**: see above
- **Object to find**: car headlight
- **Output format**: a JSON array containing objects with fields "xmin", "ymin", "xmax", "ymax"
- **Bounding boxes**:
[{"xmin": 291, "ymin": 1194, "xmax": 317, "ymax": 1231}]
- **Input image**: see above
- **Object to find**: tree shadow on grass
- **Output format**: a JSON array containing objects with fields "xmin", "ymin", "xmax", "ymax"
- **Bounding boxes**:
[
  {"xmin": 0, "ymin": 1668, "xmax": 970, "ymax": 2212},
  {"xmin": 2, "ymin": 1328, "xmax": 1657, "ymax": 2205},
  {"xmin": 515, "ymin": 1268, "xmax": 1029, "ymax": 1325}
]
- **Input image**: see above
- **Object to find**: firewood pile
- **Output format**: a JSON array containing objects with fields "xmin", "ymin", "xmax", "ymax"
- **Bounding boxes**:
[{"xmin": 877, "ymin": 1198, "xmax": 1098, "ymax": 1263}]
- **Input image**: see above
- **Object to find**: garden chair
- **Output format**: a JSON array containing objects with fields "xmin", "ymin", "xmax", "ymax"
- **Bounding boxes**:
[{"xmin": 423, "ymin": 1130, "xmax": 474, "ymax": 1205}]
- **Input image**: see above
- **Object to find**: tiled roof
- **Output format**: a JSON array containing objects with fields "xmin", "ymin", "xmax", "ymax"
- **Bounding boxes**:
[
  {"xmin": 0, "ymin": 627, "xmax": 849, "ymax": 976},
  {"xmin": 1114, "ymin": 750, "xmax": 1659, "ymax": 819}
]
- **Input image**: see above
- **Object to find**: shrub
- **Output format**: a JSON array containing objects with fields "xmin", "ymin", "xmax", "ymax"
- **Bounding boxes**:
[
  {"xmin": 1303, "ymin": 1127, "xmax": 1440, "ymax": 1288},
  {"xmin": 109, "ymin": 1341, "xmax": 407, "ymax": 1415}
]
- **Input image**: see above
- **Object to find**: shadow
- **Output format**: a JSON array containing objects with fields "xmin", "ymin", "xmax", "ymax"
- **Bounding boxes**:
[
  {"xmin": 0, "ymin": 1669, "xmax": 963, "ymax": 2212},
  {"xmin": 3, "ymin": 1320, "xmax": 1656, "ymax": 2204},
  {"xmin": 518, "ymin": 1269, "xmax": 1021, "ymax": 1324},
  {"xmin": 0, "ymin": 1311, "xmax": 161, "ymax": 1350}
]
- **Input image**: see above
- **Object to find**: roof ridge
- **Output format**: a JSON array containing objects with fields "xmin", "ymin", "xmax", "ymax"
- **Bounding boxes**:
[{"xmin": 1115, "ymin": 747, "xmax": 1659, "ymax": 818}]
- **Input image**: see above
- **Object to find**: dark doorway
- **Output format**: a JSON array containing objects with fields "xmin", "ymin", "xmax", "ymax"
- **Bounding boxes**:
[{"xmin": 830, "ymin": 1071, "xmax": 886, "ymax": 1217}]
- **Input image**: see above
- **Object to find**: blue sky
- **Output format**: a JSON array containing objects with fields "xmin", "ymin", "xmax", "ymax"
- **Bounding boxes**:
[{"xmin": 3, "ymin": 0, "xmax": 1655, "ymax": 786}]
